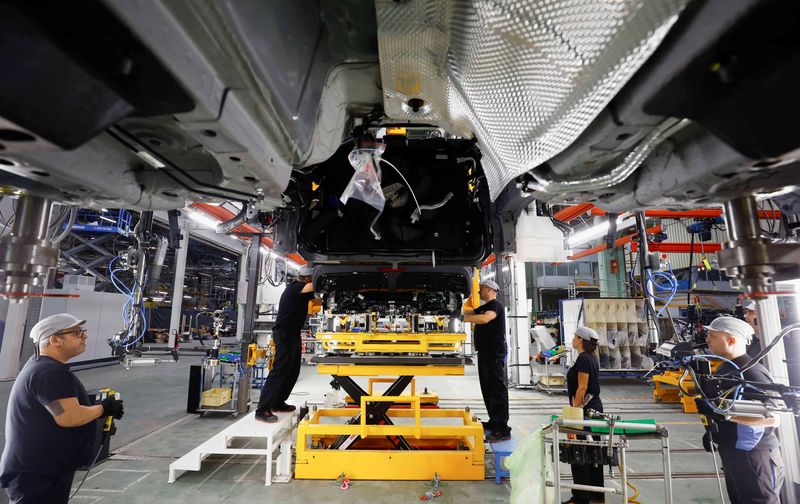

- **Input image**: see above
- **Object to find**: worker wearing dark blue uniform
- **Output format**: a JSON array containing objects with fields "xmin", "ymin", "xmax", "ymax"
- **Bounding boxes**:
[
  {"xmin": 563, "ymin": 326, "xmax": 604, "ymax": 504},
  {"xmin": 0, "ymin": 314, "xmax": 124, "ymax": 504},
  {"xmin": 699, "ymin": 316, "xmax": 784, "ymax": 504},
  {"xmin": 255, "ymin": 265, "xmax": 320, "ymax": 422},
  {"xmin": 463, "ymin": 279, "xmax": 511, "ymax": 442}
]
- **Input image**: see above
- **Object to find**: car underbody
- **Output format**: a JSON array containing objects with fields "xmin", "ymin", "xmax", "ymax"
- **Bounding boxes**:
[{"xmin": 2, "ymin": 0, "xmax": 800, "ymax": 296}]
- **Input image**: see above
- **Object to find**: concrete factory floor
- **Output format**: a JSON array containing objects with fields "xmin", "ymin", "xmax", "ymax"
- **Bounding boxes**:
[{"xmin": 1, "ymin": 357, "xmax": 731, "ymax": 503}]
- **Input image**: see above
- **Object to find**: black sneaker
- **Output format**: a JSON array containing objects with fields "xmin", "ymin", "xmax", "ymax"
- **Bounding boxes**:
[
  {"xmin": 485, "ymin": 431, "xmax": 512, "ymax": 443},
  {"xmin": 273, "ymin": 403, "xmax": 296, "ymax": 412},
  {"xmin": 254, "ymin": 410, "xmax": 278, "ymax": 423}
]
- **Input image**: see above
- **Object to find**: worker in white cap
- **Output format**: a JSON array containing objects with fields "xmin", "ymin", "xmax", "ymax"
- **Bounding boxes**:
[
  {"xmin": 255, "ymin": 263, "xmax": 321, "ymax": 423},
  {"xmin": 562, "ymin": 326, "xmax": 604, "ymax": 504},
  {"xmin": 698, "ymin": 316, "xmax": 783, "ymax": 503},
  {"xmin": 463, "ymin": 278, "xmax": 511, "ymax": 442},
  {"xmin": 742, "ymin": 300, "xmax": 763, "ymax": 358},
  {"xmin": 1, "ymin": 313, "xmax": 124, "ymax": 503}
]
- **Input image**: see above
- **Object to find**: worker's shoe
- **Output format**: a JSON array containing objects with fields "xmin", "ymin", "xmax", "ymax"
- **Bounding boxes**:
[
  {"xmin": 254, "ymin": 410, "xmax": 279, "ymax": 423},
  {"xmin": 481, "ymin": 421, "xmax": 494, "ymax": 431},
  {"xmin": 485, "ymin": 431, "xmax": 512, "ymax": 443},
  {"xmin": 272, "ymin": 403, "xmax": 296, "ymax": 412}
]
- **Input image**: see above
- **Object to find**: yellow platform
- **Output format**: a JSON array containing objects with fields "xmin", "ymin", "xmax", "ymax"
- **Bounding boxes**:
[
  {"xmin": 295, "ymin": 406, "xmax": 484, "ymax": 480},
  {"xmin": 315, "ymin": 331, "xmax": 465, "ymax": 354}
]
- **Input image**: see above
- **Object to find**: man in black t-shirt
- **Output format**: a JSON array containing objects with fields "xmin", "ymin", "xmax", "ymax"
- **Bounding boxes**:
[
  {"xmin": 698, "ymin": 316, "xmax": 783, "ymax": 504},
  {"xmin": 463, "ymin": 279, "xmax": 511, "ymax": 442},
  {"xmin": 0, "ymin": 313, "xmax": 124, "ymax": 504},
  {"xmin": 255, "ymin": 265, "xmax": 321, "ymax": 423}
]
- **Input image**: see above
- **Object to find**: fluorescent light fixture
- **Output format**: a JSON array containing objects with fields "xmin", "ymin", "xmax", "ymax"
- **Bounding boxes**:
[
  {"xmin": 187, "ymin": 210, "xmax": 219, "ymax": 229},
  {"xmin": 567, "ymin": 215, "xmax": 637, "ymax": 248},
  {"xmin": 221, "ymin": 257, "xmax": 232, "ymax": 262}
]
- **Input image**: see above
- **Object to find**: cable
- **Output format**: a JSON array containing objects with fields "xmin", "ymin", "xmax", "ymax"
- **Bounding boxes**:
[
  {"xmin": 68, "ymin": 441, "xmax": 104, "ymax": 501},
  {"xmin": 376, "ymin": 156, "xmax": 422, "ymax": 217},
  {"xmin": 733, "ymin": 323, "xmax": 800, "ymax": 375},
  {"xmin": 618, "ymin": 464, "xmax": 642, "ymax": 503}
]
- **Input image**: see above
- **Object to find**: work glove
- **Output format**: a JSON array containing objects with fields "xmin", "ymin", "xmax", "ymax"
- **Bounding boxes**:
[
  {"xmin": 702, "ymin": 431, "xmax": 714, "ymax": 453},
  {"xmin": 101, "ymin": 397, "xmax": 125, "ymax": 419}
]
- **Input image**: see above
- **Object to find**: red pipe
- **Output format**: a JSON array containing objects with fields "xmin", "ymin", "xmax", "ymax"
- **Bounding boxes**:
[
  {"xmin": 631, "ymin": 242, "xmax": 722, "ymax": 253},
  {"xmin": 191, "ymin": 203, "xmax": 307, "ymax": 264},
  {"xmin": 567, "ymin": 224, "xmax": 663, "ymax": 261},
  {"xmin": 591, "ymin": 208, "xmax": 780, "ymax": 219},
  {"xmin": 553, "ymin": 203, "xmax": 595, "ymax": 222}
]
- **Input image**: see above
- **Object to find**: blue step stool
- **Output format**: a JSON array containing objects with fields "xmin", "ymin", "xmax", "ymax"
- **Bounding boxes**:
[{"xmin": 486, "ymin": 434, "xmax": 515, "ymax": 484}]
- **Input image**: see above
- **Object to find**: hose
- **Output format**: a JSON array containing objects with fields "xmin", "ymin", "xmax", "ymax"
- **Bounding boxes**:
[
  {"xmin": 51, "ymin": 206, "xmax": 77, "ymax": 244},
  {"xmin": 618, "ymin": 464, "xmax": 641, "ymax": 504}
]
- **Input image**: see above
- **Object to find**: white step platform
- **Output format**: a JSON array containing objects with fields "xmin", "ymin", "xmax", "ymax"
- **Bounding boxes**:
[{"xmin": 168, "ymin": 411, "xmax": 294, "ymax": 485}]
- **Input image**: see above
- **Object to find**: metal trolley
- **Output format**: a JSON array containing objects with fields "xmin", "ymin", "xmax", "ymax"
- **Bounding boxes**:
[
  {"xmin": 197, "ymin": 356, "xmax": 244, "ymax": 417},
  {"xmin": 542, "ymin": 417, "xmax": 673, "ymax": 504}
]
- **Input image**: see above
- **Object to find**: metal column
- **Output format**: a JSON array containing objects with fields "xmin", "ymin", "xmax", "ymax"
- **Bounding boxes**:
[
  {"xmin": 236, "ymin": 239, "xmax": 261, "ymax": 414},
  {"xmin": 635, "ymin": 212, "xmax": 658, "ymax": 344},
  {"xmin": 168, "ymin": 215, "xmax": 188, "ymax": 348},
  {"xmin": 235, "ymin": 251, "xmax": 248, "ymax": 341},
  {"xmin": 756, "ymin": 296, "xmax": 799, "ymax": 503}
]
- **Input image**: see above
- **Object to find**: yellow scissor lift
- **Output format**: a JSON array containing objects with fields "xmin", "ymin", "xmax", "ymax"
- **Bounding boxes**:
[{"xmin": 295, "ymin": 329, "xmax": 485, "ymax": 481}]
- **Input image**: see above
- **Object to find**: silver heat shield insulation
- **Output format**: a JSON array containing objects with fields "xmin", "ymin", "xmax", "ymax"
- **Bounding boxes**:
[{"xmin": 375, "ymin": 0, "xmax": 690, "ymax": 200}]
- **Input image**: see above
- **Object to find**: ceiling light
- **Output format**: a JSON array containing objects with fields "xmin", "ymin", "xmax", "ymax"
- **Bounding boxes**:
[
  {"xmin": 187, "ymin": 210, "xmax": 219, "ymax": 229},
  {"xmin": 567, "ymin": 215, "xmax": 637, "ymax": 248}
]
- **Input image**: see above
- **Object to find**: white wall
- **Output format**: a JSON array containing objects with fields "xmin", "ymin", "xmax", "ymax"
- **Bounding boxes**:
[{"xmin": 40, "ymin": 289, "xmax": 128, "ymax": 363}]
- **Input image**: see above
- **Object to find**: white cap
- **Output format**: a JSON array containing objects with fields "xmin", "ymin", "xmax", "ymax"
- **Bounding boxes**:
[
  {"xmin": 706, "ymin": 316, "xmax": 754, "ymax": 344},
  {"xmin": 480, "ymin": 279, "xmax": 499, "ymax": 292},
  {"xmin": 575, "ymin": 326, "xmax": 599, "ymax": 341},
  {"xmin": 30, "ymin": 313, "xmax": 86, "ymax": 344},
  {"xmin": 744, "ymin": 300, "xmax": 756, "ymax": 311}
]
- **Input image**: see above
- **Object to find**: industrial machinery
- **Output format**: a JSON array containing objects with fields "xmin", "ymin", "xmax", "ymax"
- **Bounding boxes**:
[
  {"xmin": 106, "ymin": 210, "xmax": 177, "ymax": 368},
  {"xmin": 294, "ymin": 265, "xmax": 485, "ymax": 481},
  {"xmin": 1, "ymin": 1, "xmax": 800, "ymax": 494}
]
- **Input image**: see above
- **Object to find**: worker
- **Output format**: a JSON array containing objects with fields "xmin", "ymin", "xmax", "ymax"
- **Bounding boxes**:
[
  {"xmin": 0, "ymin": 313, "xmax": 124, "ymax": 504},
  {"xmin": 462, "ymin": 279, "xmax": 511, "ymax": 442},
  {"xmin": 743, "ymin": 300, "xmax": 762, "ymax": 357},
  {"xmin": 698, "ymin": 316, "xmax": 783, "ymax": 504},
  {"xmin": 563, "ymin": 326, "xmax": 604, "ymax": 504},
  {"xmin": 255, "ymin": 265, "xmax": 321, "ymax": 423}
]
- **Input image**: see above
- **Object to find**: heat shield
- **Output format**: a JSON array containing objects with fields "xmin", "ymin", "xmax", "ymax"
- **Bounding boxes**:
[{"xmin": 375, "ymin": 0, "xmax": 689, "ymax": 200}]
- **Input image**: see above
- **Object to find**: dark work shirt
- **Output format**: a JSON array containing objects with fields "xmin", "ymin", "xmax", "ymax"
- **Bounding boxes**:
[
  {"xmin": 473, "ymin": 299, "xmax": 506, "ymax": 356},
  {"xmin": 0, "ymin": 356, "xmax": 96, "ymax": 477},
  {"xmin": 273, "ymin": 281, "xmax": 315, "ymax": 337},
  {"xmin": 707, "ymin": 354, "xmax": 780, "ymax": 450},
  {"xmin": 567, "ymin": 351, "xmax": 602, "ymax": 412}
]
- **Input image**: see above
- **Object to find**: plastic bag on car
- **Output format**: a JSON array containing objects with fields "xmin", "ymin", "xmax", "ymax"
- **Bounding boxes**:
[{"xmin": 341, "ymin": 143, "xmax": 387, "ymax": 239}]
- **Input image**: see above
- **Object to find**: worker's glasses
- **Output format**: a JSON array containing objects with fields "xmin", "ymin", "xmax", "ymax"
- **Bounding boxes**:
[{"xmin": 55, "ymin": 327, "xmax": 88, "ymax": 339}]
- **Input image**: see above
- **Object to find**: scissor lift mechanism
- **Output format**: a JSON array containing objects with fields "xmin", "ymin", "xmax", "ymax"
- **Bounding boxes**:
[{"xmin": 295, "ymin": 332, "xmax": 485, "ymax": 480}]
